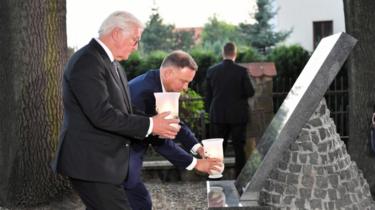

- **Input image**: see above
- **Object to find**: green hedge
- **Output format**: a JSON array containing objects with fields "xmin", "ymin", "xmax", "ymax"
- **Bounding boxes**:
[
  {"xmin": 267, "ymin": 45, "xmax": 310, "ymax": 78},
  {"xmin": 121, "ymin": 45, "xmax": 310, "ymax": 91}
]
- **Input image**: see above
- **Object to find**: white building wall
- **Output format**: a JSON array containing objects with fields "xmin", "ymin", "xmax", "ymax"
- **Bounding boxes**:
[{"xmin": 274, "ymin": 0, "xmax": 345, "ymax": 52}]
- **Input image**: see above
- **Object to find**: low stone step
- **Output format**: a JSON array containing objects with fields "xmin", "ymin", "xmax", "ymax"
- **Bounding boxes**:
[{"xmin": 143, "ymin": 157, "xmax": 235, "ymax": 170}]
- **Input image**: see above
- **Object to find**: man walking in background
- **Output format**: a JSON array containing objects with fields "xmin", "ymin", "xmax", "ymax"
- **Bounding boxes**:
[{"xmin": 206, "ymin": 42, "xmax": 255, "ymax": 177}]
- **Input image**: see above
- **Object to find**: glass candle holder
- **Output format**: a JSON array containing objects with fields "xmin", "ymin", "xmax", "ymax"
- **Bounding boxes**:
[
  {"xmin": 154, "ymin": 92, "xmax": 180, "ymax": 127},
  {"xmin": 201, "ymin": 138, "xmax": 224, "ymax": 179}
]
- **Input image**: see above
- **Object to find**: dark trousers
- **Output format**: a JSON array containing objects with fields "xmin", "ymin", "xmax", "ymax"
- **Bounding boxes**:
[
  {"xmin": 70, "ymin": 178, "xmax": 131, "ymax": 210},
  {"xmin": 124, "ymin": 182, "xmax": 152, "ymax": 210},
  {"xmin": 210, "ymin": 123, "xmax": 247, "ymax": 177}
]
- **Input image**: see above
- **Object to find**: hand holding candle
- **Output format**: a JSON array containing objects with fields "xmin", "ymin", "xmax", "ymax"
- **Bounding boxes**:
[
  {"xmin": 151, "ymin": 112, "xmax": 180, "ymax": 139},
  {"xmin": 201, "ymin": 138, "xmax": 225, "ymax": 178},
  {"xmin": 154, "ymin": 92, "xmax": 180, "ymax": 128}
]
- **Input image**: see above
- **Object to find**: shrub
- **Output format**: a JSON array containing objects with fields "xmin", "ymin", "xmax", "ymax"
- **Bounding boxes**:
[
  {"xmin": 237, "ymin": 46, "xmax": 264, "ymax": 63},
  {"xmin": 189, "ymin": 48, "xmax": 219, "ymax": 96},
  {"xmin": 267, "ymin": 45, "xmax": 310, "ymax": 78},
  {"xmin": 121, "ymin": 51, "xmax": 143, "ymax": 80},
  {"xmin": 139, "ymin": 50, "xmax": 168, "ymax": 75}
]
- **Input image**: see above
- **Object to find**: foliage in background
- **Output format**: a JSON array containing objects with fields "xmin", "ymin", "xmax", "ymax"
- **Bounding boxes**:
[
  {"xmin": 173, "ymin": 29, "xmax": 195, "ymax": 52},
  {"xmin": 139, "ymin": 0, "xmax": 290, "ymax": 57},
  {"xmin": 180, "ymin": 88, "xmax": 207, "ymax": 139},
  {"xmin": 239, "ymin": 0, "xmax": 291, "ymax": 53},
  {"xmin": 189, "ymin": 49, "xmax": 219, "ymax": 96},
  {"xmin": 139, "ymin": 50, "xmax": 167, "ymax": 74},
  {"xmin": 200, "ymin": 15, "xmax": 243, "ymax": 55},
  {"xmin": 267, "ymin": 44, "xmax": 310, "ymax": 78},
  {"xmin": 140, "ymin": 8, "xmax": 175, "ymax": 53},
  {"xmin": 120, "ymin": 51, "xmax": 166, "ymax": 80},
  {"xmin": 121, "ymin": 52, "xmax": 143, "ymax": 80},
  {"xmin": 237, "ymin": 46, "xmax": 264, "ymax": 63},
  {"xmin": 140, "ymin": 8, "xmax": 195, "ymax": 54}
]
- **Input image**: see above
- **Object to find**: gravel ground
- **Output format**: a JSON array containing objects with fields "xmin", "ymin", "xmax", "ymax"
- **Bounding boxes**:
[
  {"xmin": 146, "ymin": 180, "xmax": 207, "ymax": 210},
  {"xmin": 0, "ymin": 180, "xmax": 207, "ymax": 210}
]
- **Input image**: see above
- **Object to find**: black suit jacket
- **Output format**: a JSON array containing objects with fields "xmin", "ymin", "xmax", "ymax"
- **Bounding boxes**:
[
  {"xmin": 52, "ymin": 39, "xmax": 149, "ymax": 184},
  {"xmin": 206, "ymin": 59, "xmax": 254, "ymax": 124}
]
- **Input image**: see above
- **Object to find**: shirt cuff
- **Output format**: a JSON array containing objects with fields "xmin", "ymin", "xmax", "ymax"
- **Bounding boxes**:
[
  {"xmin": 146, "ymin": 117, "xmax": 153, "ymax": 137},
  {"xmin": 190, "ymin": 143, "xmax": 202, "ymax": 155},
  {"xmin": 185, "ymin": 157, "xmax": 197, "ymax": 171}
]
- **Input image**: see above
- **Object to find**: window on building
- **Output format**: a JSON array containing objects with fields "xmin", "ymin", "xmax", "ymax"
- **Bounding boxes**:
[{"xmin": 313, "ymin": 21, "xmax": 333, "ymax": 49}]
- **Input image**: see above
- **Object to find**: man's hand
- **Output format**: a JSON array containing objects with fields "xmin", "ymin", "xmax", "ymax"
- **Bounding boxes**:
[
  {"xmin": 152, "ymin": 112, "xmax": 180, "ymax": 139},
  {"xmin": 196, "ymin": 146, "xmax": 206, "ymax": 158},
  {"xmin": 194, "ymin": 158, "xmax": 223, "ymax": 174}
]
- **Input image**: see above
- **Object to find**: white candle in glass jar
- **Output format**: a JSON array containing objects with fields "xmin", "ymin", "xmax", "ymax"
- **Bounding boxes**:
[
  {"xmin": 202, "ymin": 138, "xmax": 224, "ymax": 178},
  {"xmin": 154, "ymin": 92, "xmax": 180, "ymax": 126}
]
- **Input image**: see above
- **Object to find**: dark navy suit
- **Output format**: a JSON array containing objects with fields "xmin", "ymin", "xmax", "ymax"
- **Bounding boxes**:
[{"xmin": 124, "ymin": 69, "xmax": 199, "ymax": 210}]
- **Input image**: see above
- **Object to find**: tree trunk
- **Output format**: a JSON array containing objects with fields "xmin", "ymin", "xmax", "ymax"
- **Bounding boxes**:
[
  {"xmin": 0, "ymin": 0, "xmax": 71, "ymax": 207},
  {"xmin": 344, "ymin": 0, "xmax": 375, "ymax": 195}
]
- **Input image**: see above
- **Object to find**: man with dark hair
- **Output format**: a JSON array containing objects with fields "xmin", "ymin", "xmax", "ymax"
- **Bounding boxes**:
[
  {"xmin": 125, "ymin": 50, "xmax": 221, "ymax": 210},
  {"xmin": 206, "ymin": 42, "xmax": 255, "ymax": 177}
]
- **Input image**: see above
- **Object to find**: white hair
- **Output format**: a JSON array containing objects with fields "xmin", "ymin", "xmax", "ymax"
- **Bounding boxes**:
[{"xmin": 98, "ymin": 11, "xmax": 144, "ymax": 37}]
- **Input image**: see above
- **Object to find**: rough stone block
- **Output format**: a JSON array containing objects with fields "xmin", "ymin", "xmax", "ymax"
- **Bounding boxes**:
[
  {"xmin": 276, "ymin": 171, "xmax": 287, "ymax": 183},
  {"xmin": 309, "ymin": 152, "xmax": 319, "ymax": 165},
  {"xmin": 328, "ymin": 189, "xmax": 338, "ymax": 200},
  {"xmin": 301, "ymin": 142, "xmax": 313, "ymax": 152},
  {"xmin": 286, "ymin": 174, "xmax": 298, "ymax": 185},
  {"xmin": 311, "ymin": 131, "xmax": 320, "ymax": 145},
  {"xmin": 271, "ymin": 194, "xmax": 281, "ymax": 204},
  {"xmin": 285, "ymin": 185, "xmax": 297, "ymax": 195},
  {"xmin": 320, "ymin": 154, "xmax": 328, "ymax": 164},
  {"xmin": 316, "ymin": 176, "xmax": 328, "ymax": 189},
  {"xmin": 314, "ymin": 166, "xmax": 325, "ymax": 175},
  {"xmin": 294, "ymin": 198, "xmax": 305, "ymax": 208},
  {"xmin": 318, "ymin": 128, "xmax": 326, "ymax": 139},
  {"xmin": 299, "ymin": 154, "xmax": 307, "ymax": 164},
  {"xmin": 301, "ymin": 175, "xmax": 314, "ymax": 188},
  {"xmin": 289, "ymin": 164, "xmax": 301, "ymax": 173},
  {"xmin": 313, "ymin": 189, "xmax": 327, "ymax": 199},
  {"xmin": 309, "ymin": 118, "xmax": 322, "ymax": 127},
  {"xmin": 302, "ymin": 165, "xmax": 313, "ymax": 174},
  {"xmin": 283, "ymin": 196, "xmax": 293, "ymax": 205},
  {"xmin": 328, "ymin": 175, "xmax": 339, "ymax": 188},
  {"xmin": 278, "ymin": 161, "xmax": 288, "ymax": 171},
  {"xmin": 274, "ymin": 182, "xmax": 284, "ymax": 194},
  {"xmin": 310, "ymin": 199, "xmax": 322, "ymax": 209},
  {"xmin": 264, "ymin": 180, "xmax": 274, "ymax": 191},
  {"xmin": 299, "ymin": 188, "xmax": 312, "ymax": 198}
]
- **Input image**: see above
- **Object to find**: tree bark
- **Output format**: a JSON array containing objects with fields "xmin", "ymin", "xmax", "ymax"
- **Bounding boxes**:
[
  {"xmin": 344, "ymin": 0, "xmax": 375, "ymax": 195},
  {"xmin": 0, "ymin": 0, "xmax": 71, "ymax": 207}
]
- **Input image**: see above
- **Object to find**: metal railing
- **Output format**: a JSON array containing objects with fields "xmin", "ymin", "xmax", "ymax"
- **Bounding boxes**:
[
  {"xmin": 272, "ymin": 73, "xmax": 349, "ymax": 142},
  {"xmin": 144, "ymin": 73, "xmax": 349, "ymax": 163}
]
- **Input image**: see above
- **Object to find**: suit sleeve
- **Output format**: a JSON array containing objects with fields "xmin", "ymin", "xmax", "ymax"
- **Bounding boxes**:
[
  {"xmin": 153, "ymin": 139, "xmax": 194, "ymax": 169},
  {"xmin": 67, "ymin": 55, "xmax": 149, "ymax": 139},
  {"xmin": 175, "ymin": 122, "xmax": 200, "ymax": 151}
]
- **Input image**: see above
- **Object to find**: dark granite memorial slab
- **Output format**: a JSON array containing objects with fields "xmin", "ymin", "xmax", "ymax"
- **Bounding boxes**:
[
  {"xmin": 236, "ymin": 32, "xmax": 357, "ymax": 200},
  {"xmin": 207, "ymin": 32, "xmax": 357, "ymax": 209}
]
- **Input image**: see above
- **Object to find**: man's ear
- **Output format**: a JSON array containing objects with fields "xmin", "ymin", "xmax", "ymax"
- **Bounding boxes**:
[
  {"xmin": 111, "ymin": 27, "xmax": 122, "ymax": 41},
  {"xmin": 164, "ymin": 67, "xmax": 174, "ymax": 79}
]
